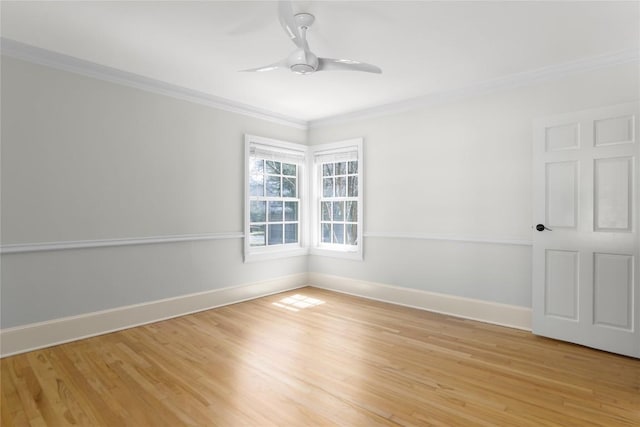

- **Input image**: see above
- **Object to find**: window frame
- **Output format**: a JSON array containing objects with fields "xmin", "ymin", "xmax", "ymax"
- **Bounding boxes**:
[
  {"xmin": 244, "ymin": 135, "xmax": 308, "ymax": 263},
  {"xmin": 310, "ymin": 138, "xmax": 364, "ymax": 260}
]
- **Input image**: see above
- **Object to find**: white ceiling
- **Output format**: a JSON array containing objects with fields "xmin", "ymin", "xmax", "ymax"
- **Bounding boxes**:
[{"xmin": 1, "ymin": 1, "xmax": 638, "ymax": 122}]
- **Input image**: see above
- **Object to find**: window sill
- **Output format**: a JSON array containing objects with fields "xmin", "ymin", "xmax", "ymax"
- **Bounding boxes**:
[
  {"xmin": 309, "ymin": 247, "xmax": 363, "ymax": 261},
  {"xmin": 244, "ymin": 246, "xmax": 309, "ymax": 263}
]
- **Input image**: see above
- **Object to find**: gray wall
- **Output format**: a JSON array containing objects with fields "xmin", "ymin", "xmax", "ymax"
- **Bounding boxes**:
[
  {"xmin": 308, "ymin": 63, "xmax": 640, "ymax": 307},
  {"xmin": 1, "ymin": 57, "xmax": 307, "ymax": 328},
  {"xmin": 2, "ymin": 54, "xmax": 638, "ymax": 328}
]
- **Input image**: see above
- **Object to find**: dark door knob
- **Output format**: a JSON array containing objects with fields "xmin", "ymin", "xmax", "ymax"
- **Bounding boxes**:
[{"xmin": 536, "ymin": 224, "xmax": 552, "ymax": 231}]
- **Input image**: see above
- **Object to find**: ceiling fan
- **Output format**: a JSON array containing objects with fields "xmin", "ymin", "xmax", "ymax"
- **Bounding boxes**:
[{"xmin": 241, "ymin": 1, "xmax": 382, "ymax": 75}]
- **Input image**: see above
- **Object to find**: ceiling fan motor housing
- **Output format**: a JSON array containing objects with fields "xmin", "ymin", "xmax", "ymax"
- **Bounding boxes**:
[
  {"xmin": 288, "ymin": 49, "xmax": 319, "ymax": 74},
  {"xmin": 294, "ymin": 13, "xmax": 315, "ymax": 28},
  {"xmin": 291, "ymin": 64, "xmax": 315, "ymax": 74}
]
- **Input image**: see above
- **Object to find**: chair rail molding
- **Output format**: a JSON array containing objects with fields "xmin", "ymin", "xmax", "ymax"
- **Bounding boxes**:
[
  {"xmin": 363, "ymin": 231, "xmax": 533, "ymax": 247},
  {"xmin": 1, "ymin": 231, "xmax": 535, "ymax": 254},
  {"xmin": 0, "ymin": 232, "xmax": 244, "ymax": 254}
]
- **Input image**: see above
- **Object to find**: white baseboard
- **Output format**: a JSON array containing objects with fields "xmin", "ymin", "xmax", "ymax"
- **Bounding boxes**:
[
  {"xmin": 1, "ymin": 272, "xmax": 531, "ymax": 357},
  {"xmin": 308, "ymin": 272, "xmax": 532, "ymax": 331},
  {"xmin": 0, "ymin": 273, "xmax": 308, "ymax": 357}
]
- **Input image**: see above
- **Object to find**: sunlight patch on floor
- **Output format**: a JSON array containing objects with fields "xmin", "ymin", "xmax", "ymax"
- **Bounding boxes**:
[{"xmin": 272, "ymin": 294, "xmax": 325, "ymax": 312}]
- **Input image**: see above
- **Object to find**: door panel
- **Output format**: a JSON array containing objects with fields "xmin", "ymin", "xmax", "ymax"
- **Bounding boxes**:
[
  {"xmin": 546, "ymin": 123, "xmax": 580, "ymax": 151},
  {"xmin": 545, "ymin": 250, "xmax": 579, "ymax": 319},
  {"xmin": 546, "ymin": 161, "xmax": 578, "ymax": 229},
  {"xmin": 594, "ymin": 157, "xmax": 632, "ymax": 232},
  {"xmin": 593, "ymin": 253, "xmax": 633, "ymax": 330},
  {"xmin": 594, "ymin": 115, "xmax": 634, "ymax": 146},
  {"xmin": 533, "ymin": 102, "xmax": 639, "ymax": 358}
]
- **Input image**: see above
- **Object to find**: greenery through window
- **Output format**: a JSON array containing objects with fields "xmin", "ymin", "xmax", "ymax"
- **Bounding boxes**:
[
  {"xmin": 249, "ymin": 159, "xmax": 299, "ymax": 247},
  {"xmin": 245, "ymin": 136, "xmax": 361, "ymax": 262}
]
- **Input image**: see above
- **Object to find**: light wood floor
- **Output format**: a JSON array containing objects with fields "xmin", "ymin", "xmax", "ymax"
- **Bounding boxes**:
[{"xmin": 2, "ymin": 287, "xmax": 639, "ymax": 426}]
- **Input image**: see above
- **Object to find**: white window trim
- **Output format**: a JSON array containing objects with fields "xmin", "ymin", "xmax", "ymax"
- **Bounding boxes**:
[
  {"xmin": 244, "ymin": 135, "xmax": 309, "ymax": 263},
  {"xmin": 309, "ymin": 138, "xmax": 364, "ymax": 261}
]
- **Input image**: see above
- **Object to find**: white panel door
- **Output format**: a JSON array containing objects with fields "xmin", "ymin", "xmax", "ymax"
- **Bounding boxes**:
[{"xmin": 533, "ymin": 102, "xmax": 639, "ymax": 358}]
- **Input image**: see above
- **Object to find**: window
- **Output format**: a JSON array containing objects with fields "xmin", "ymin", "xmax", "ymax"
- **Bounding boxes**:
[
  {"xmin": 244, "ymin": 135, "xmax": 363, "ymax": 262},
  {"xmin": 320, "ymin": 160, "xmax": 358, "ymax": 245},
  {"xmin": 245, "ymin": 135, "xmax": 307, "ymax": 262},
  {"xmin": 249, "ymin": 159, "xmax": 299, "ymax": 247},
  {"xmin": 311, "ymin": 139, "xmax": 363, "ymax": 260}
]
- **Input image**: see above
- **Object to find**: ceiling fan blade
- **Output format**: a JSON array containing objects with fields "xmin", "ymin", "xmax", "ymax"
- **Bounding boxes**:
[
  {"xmin": 278, "ymin": 1, "xmax": 308, "ymax": 50},
  {"xmin": 317, "ymin": 58, "xmax": 382, "ymax": 74},
  {"xmin": 240, "ymin": 60, "xmax": 287, "ymax": 73}
]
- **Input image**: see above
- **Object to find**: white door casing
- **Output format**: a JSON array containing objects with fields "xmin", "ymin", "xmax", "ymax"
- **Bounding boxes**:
[{"xmin": 533, "ymin": 102, "xmax": 639, "ymax": 358}]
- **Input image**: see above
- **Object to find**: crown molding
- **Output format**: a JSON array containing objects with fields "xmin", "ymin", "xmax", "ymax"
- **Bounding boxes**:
[
  {"xmin": 2, "ymin": 38, "xmax": 637, "ymax": 131},
  {"xmin": 309, "ymin": 48, "xmax": 640, "ymax": 128},
  {"xmin": 0, "ymin": 38, "xmax": 308, "ymax": 130}
]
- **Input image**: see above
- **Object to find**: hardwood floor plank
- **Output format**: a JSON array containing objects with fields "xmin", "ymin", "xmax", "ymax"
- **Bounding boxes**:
[
  {"xmin": 25, "ymin": 351, "xmax": 96, "ymax": 426},
  {"xmin": 1, "ymin": 361, "xmax": 31, "ymax": 427},
  {"xmin": 2, "ymin": 287, "xmax": 639, "ymax": 426},
  {"xmin": 48, "ymin": 348, "xmax": 127, "ymax": 426}
]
